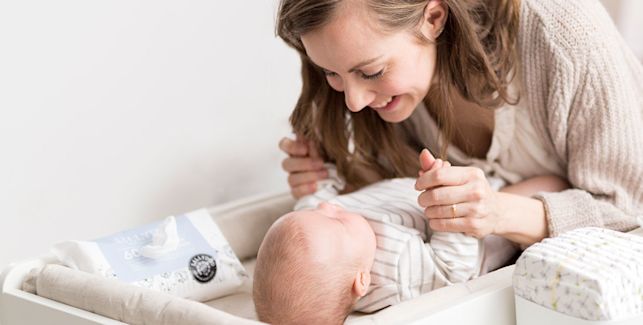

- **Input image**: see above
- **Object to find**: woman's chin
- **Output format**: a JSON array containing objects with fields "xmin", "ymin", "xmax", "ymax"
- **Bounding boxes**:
[
  {"xmin": 377, "ymin": 107, "xmax": 413, "ymax": 123},
  {"xmin": 378, "ymin": 115, "xmax": 402, "ymax": 123}
]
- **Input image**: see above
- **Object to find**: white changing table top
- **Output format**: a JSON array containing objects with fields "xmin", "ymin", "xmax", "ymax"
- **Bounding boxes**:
[{"xmin": 2, "ymin": 190, "xmax": 641, "ymax": 325}]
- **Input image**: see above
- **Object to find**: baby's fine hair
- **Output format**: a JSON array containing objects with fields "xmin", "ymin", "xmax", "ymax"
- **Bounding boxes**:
[{"xmin": 253, "ymin": 214, "xmax": 356, "ymax": 325}]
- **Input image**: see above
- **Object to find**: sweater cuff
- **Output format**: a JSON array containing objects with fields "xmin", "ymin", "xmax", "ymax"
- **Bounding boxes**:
[{"xmin": 532, "ymin": 189, "xmax": 602, "ymax": 237}]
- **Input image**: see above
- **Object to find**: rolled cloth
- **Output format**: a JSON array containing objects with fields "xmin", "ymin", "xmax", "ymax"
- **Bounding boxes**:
[{"xmin": 23, "ymin": 264, "xmax": 260, "ymax": 325}]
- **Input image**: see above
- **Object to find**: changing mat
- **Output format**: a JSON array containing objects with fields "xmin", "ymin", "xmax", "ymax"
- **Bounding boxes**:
[{"xmin": 513, "ymin": 227, "xmax": 643, "ymax": 321}]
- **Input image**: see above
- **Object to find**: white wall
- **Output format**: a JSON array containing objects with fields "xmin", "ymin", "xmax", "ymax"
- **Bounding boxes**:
[
  {"xmin": 602, "ymin": 0, "xmax": 643, "ymax": 60},
  {"xmin": 0, "ymin": 1, "xmax": 300, "ymax": 268},
  {"xmin": 1, "ymin": 0, "xmax": 640, "ymax": 271},
  {"xmin": 612, "ymin": 0, "xmax": 643, "ymax": 60}
]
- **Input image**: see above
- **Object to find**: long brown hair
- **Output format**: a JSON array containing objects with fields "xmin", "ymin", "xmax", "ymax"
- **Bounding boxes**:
[{"xmin": 277, "ymin": 0, "xmax": 520, "ymax": 189}]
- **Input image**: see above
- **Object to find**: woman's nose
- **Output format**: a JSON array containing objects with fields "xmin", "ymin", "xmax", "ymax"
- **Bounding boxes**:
[{"xmin": 344, "ymin": 82, "xmax": 375, "ymax": 112}]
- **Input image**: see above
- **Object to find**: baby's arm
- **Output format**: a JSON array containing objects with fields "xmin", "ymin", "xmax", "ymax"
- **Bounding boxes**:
[
  {"xmin": 293, "ymin": 163, "xmax": 345, "ymax": 210},
  {"xmin": 499, "ymin": 175, "xmax": 571, "ymax": 197},
  {"xmin": 428, "ymin": 232, "xmax": 481, "ymax": 283},
  {"xmin": 416, "ymin": 150, "xmax": 481, "ymax": 282},
  {"xmin": 398, "ymin": 232, "xmax": 480, "ymax": 300}
]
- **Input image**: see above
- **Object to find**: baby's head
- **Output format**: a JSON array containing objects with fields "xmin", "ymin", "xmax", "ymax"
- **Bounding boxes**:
[{"xmin": 253, "ymin": 202, "xmax": 377, "ymax": 324}]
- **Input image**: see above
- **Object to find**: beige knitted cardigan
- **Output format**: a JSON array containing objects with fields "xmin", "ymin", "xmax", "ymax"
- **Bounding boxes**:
[{"xmin": 518, "ymin": 0, "xmax": 642, "ymax": 236}]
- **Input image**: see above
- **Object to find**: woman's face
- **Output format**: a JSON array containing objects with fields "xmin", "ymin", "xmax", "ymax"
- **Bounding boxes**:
[{"xmin": 300, "ymin": 2, "xmax": 441, "ymax": 123}]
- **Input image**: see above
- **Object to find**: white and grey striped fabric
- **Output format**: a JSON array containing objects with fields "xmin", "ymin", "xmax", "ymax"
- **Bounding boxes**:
[{"xmin": 295, "ymin": 167, "xmax": 483, "ymax": 313}]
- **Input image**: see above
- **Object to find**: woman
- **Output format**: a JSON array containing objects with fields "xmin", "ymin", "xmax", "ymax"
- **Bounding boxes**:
[{"xmin": 276, "ymin": 0, "xmax": 643, "ymax": 247}]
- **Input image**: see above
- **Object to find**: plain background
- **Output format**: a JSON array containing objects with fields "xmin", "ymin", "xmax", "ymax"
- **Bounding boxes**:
[
  {"xmin": 0, "ymin": 0, "xmax": 298, "ymax": 268},
  {"xmin": 0, "ymin": 0, "xmax": 641, "ymax": 270}
]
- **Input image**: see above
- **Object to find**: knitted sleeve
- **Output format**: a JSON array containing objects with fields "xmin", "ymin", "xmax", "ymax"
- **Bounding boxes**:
[{"xmin": 524, "ymin": 0, "xmax": 643, "ymax": 236}]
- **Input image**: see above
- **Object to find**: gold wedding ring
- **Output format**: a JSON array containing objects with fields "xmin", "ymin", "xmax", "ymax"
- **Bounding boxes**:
[{"xmin": 450, "ymin": 204, "xmax": 457, "ymax": 219}]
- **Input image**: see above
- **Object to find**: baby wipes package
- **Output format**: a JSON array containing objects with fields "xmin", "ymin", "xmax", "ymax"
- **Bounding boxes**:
[
  {"xmin": 513, "ymin": 227, "xmax": 643, "ymax": 321},
  {"xmin": 51, "ymin": 209, "xmax": 248, "ymax": 302}
]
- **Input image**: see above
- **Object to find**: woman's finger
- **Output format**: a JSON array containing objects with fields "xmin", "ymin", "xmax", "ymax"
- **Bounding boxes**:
[
  {"xmin": 422, "ymin": 200, "xmax": 474, "ymax": 220},
  {"xmin": 428, "ymin": 216, "xmax": 487, "ymax": 238},
  {"xmin": 428, "ymin": 216, "xmax": 464, "ymax": 233},
  {"xmin": 278, "ymin": 137, "xmax": 309, "ymax": 157},
  {"xmin": 288, "ymin": 169, "xmax": 328, "ymax": 187},
  {"xmin": 291, "ymin": 183, "xmax": 317, "ymax": 199},
  {"xmin": 415, "ymin": 166, "xmax": 480, "ymax": 191},
  {"xmin": 419, "ymin": 159, "xmax": 445, "ymax": 177},
  {"xmin": 307, "ymin": 139, "xmax": 321, "ymax": 159},
  {"xmin": 417, "ymin": 182, "xmax": 480, "ymax": 207},
  {"xmin": 432, "ymin": 159, "xmax": 444, "ymax": 171},
  {"xmin": 418, "ymin": 155, "xmax": 451, "ymax": 177},
  {"xmin": 281, "ymin": 156, "xmax": 325, "ymax": 173}
]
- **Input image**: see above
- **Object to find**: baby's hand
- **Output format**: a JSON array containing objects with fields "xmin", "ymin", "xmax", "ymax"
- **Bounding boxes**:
[{"xmin": 418, "ymin": 148, "xmax": 451, "ymax": 177}]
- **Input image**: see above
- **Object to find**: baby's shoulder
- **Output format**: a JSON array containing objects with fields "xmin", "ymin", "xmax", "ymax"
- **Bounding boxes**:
[{"xmin": 369, "ymin": 219, "xmax": 423, "ymax": 254}]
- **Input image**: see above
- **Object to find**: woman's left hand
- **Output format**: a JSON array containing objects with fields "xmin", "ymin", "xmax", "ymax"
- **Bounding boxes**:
[{"xmin": 415, "ymin": 149, "xmax": 502, "ymax": 238}]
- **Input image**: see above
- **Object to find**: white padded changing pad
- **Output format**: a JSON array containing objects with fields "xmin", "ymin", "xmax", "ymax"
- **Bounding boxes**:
[{"xmin": 513, "ymin": 227, "xmax": 643, "ymax": 321}]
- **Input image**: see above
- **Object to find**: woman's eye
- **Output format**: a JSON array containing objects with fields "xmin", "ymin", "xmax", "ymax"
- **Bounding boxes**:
[
  {"xmin": 361, "ymin": 69, "xmax": 384, "ymax": 80},
  {"xmin": 323, "ymin": 70, "xmax": 337, "ymax": 77}
]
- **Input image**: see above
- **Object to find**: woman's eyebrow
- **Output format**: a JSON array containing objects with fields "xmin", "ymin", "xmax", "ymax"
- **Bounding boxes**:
[
  {"xmin": 309, "ymin": 55, "xmax": 383, "ymax": 73},
  {"xmin": 348, "ymin": 55, "xmax": 383, "ymax": 73}
]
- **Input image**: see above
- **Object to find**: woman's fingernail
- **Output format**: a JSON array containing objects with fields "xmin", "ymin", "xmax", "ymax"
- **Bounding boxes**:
[{"xmin": 318, "ymin": 169, "xmax": 328, "ymax": 177}]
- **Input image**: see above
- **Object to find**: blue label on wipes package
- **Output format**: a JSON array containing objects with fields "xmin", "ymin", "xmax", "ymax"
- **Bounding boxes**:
[{"xmin": 95, "ymin": 215, "xmax": 216, "ymax": 282}]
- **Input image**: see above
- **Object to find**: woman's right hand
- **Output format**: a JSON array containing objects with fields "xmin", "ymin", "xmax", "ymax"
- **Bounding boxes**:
[{"xmin": 278, "ymin": 136, "xmax": 328, "ymax": 199}]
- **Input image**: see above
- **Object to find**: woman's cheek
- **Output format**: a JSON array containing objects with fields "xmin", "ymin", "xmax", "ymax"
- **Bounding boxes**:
[{"xmin": 380, "ymin": 76, "xmax": 407, "ymax": 95}]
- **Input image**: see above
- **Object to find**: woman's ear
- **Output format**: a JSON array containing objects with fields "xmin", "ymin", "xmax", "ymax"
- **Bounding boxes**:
[
  {"xmin": 352, "ymin": 271, "xmax": 371, "ymax": 297},
  {"xmin": 420, "ymin": 0, "xmax": 448, "ymax": 41}
]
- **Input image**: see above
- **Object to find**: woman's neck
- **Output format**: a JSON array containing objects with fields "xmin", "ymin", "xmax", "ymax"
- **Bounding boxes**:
[{"xmin": 426, "ymin": 90, "xmax": 495, "ymax": 159}]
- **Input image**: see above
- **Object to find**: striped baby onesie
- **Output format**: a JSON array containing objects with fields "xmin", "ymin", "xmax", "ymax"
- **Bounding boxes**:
[{"xmin": 295, "ymin": 166, "xmax": 484, "ymax": 312}]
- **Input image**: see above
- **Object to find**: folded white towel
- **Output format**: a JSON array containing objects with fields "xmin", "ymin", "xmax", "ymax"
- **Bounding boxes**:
[
  {"xmin": 513, "ymin": 227, "xmax": 643, "ymax": 321},
  {"xmin": 23, "ymin": 264, "xmax": 260, "ymax": 325}
]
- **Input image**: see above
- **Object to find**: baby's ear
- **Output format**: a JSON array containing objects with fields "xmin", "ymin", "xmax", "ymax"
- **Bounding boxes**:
[{"xmin": 352, "ymin": 271, "xmax": 371, "ymax": 297}]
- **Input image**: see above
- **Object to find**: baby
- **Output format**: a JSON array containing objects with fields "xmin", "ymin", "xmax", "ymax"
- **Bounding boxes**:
[{"xmin": 253, "ymin": 154, "xmax": 568, "ymax": 324}]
